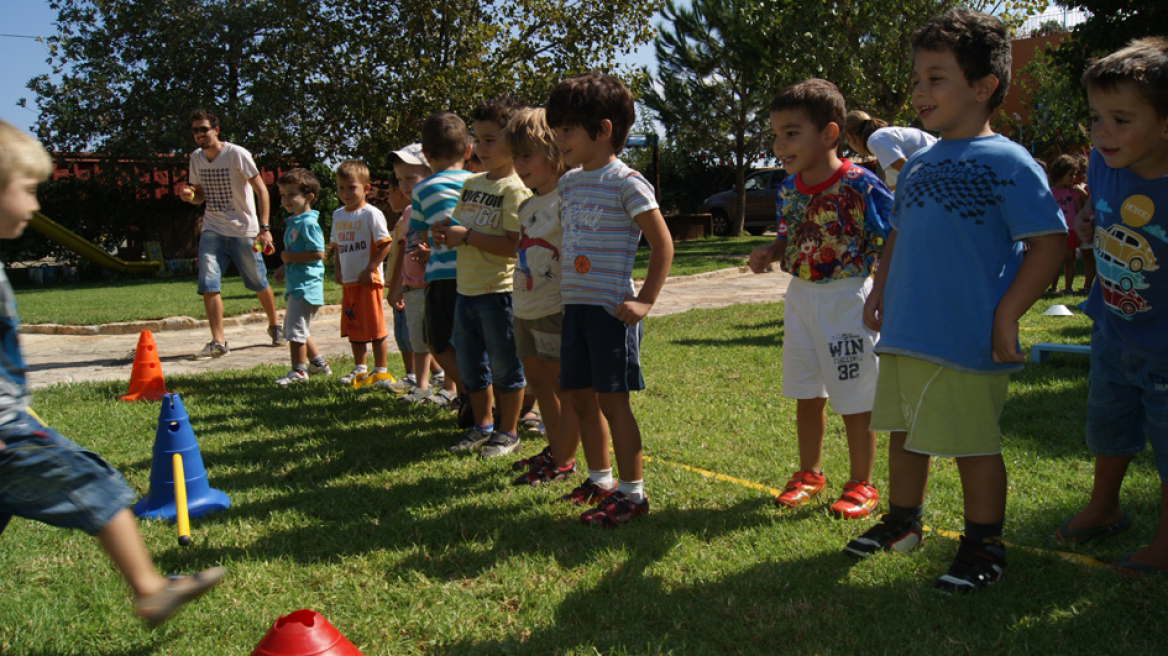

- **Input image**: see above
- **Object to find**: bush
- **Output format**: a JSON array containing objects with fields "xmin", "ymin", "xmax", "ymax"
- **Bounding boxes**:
[{"xmin": 622, "ymin": 141, "xmax": 734, "ymax": 216}]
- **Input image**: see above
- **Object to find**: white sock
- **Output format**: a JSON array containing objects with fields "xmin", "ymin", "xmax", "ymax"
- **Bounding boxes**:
[
  {"xmin": 352, "ymin": 365, "xmax": 368, "ymax": 373},
  {"xmin": 618, "ymin": 479, "xmax": 645, "ymax": 503},
  {"xmin": 373, "ymin": 367, "xmax": 388, "ymax": 374},
  {"xmin": 588, "ymin": 468, "xmax": 615, "ymax": 489}
]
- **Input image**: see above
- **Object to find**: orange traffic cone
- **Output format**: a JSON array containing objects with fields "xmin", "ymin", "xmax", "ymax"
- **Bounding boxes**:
[{"xmin": 119, "ymin": 330, "xmax": 168, "ymax": 401}]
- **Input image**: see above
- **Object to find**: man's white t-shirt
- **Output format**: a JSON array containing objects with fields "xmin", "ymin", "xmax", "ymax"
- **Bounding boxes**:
[
  {"xmin": 866, "ymin": 127, "xmax": 937, "ymax": 188},
  {"xmin": 189, "ymin": 142, "xmax": 261, "ymax": 238}
]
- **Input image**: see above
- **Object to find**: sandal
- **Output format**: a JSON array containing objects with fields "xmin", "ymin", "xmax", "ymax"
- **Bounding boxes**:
[
  {"xmin": 1109, "ymin": 552, "xmax": 1168, "ymax": 580},
  {"xmin": 134, "ymin": 566, "xmax": 226, "ymax": 629},
  {"xmin": 519, "ymin": 407, "xmax": 542, "ymax": 431},
  {"xmin": 1049, "ymin": 510, "xmax": 1131, "ymax": 547}
]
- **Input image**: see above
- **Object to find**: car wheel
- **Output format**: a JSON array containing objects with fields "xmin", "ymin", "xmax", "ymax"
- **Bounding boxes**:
[
  {"xmin": 1120, "ymin": 301, "xmax": 1136, "ymax": 316},
  {"xmin": 745, "ymin": 226, "xmax": 767, "ymax": 236},
  {"xmin": 1130, "ymin": 257, "xmax": 1144, "ymax": 272},
  {"xmin": 1120, "ymin": 277, "xmax": 1133, "ymax": 291},
  {"xmin": 711, "ymin": 210, "xmax": 731, "ymax": 236}
]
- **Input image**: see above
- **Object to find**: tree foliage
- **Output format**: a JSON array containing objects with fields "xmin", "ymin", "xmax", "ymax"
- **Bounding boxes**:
[
  {"xmin": 24, "ymin": 0, "xmax": 660, "ymax": 168},
  {"xmin": 1052, "ymin": 0, "xmax": 1168, "ymax": 79},
  {"xmin": 1012, "ymin": 47, "xmax": 1089, "ymax": 158}
]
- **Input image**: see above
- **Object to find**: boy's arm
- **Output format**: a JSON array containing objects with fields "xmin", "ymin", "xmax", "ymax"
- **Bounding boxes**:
[
  {"xmin": 616, "ymin": 208, "xmax": 674, "ymax": 325},
  {"xmin": 748, "ymin": 237, "xmax": 788, "ymax": 274},
  {"xmin": 439, "ymin": 224, "xmax": 519, "ymax": 256},
  {"xmin": 360, "ymin": 239, "xmax": 393, "ymax": 286},
  {"xmin": 332, "ymin": 246, "xmax": 343, "ymax": 284},
  {"xmin": 273, "ymin": 264, "xmax": 286, "ymax": 283},
  {"xmin": 992, "ymin": 233, "xmax": 1065, "ymax": 363},
  {"xmin": 388, "ymin": 242, "xmax": 406, "ymax": 309},
  {"xmin": 1074, "ymin": 202, "xmax": 1096, "ymax": 245},
  {"xmin": 863, "ymin": 228, "xmax": 897, "ymax": 331}
]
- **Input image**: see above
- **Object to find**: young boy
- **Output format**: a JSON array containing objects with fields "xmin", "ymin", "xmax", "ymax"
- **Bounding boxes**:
[
  {"xmin": 272, "ymin": 168, "xmax": 331, "ymax": 386},
  {"xmin": 501, "ymin": 107, "xmax": 592, "ymax": 486},
  {"xmin": 409, "ymin": 113, "xmax": 475, "ymax": 411},
  {"xmin": 330, "ymin": 160, "xmax": 393, "ymax": 387},
  {"xmin": 545, "ymin": 72, "xmax": 675, "ymax": 525},
  {"xmin": 0, "ymin": 119, "xmax": 224, "ymax": 628},
  {"xmin": 747, "ymin": 79, "xmax": 893, "ymax": 520},
  {"xmin": 1052, "ymin": 37, "xmax": 1168, "ymax": 579},
  {"xmin": 843, "ymin": 9, "xmax": 1066, "ymax": 593},
  {"xmin": 384, "ymin": 172, "xmax": 420, "ymax": 390},
  {"xmin": 433, "ymin": 96, "xmax": 533, "ymax": 458}
]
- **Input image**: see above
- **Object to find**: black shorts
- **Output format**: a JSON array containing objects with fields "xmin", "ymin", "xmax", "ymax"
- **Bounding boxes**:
[{"xmin": 423, "ymin": 279, "xmax": 458, "ymax": 354}]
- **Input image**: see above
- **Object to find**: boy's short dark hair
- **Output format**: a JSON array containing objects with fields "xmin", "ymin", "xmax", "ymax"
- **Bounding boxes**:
[
  {"xmin": 769, "ymin": 79, "xmax": 847, "ymax": 147},
  {"xmin": 421, "ymin": 112, "xmax": 470, "ymax": 163},
  {"xmin": 545, "ymin": 72, "xmax": 636, "ymax": 155},
  {"xmin": 912, "ymin": 8, "xmax": 1011, "ymax": 110},
  {"xmin": 1083, "ymin": 37, "xmax": 1168, "ymax": 119},
  {"xmin": 188, "ymin": 109, "xmax": 219, "ymax": 128},
  {"xmin": 277, "ymin": 168, "xmax": 320, "ymax": 199},
  {"xmin": 470, "ymin": 95, "xmax": 527, "ymax": 131},
  {"xmin": 336, "ymin": 160, "xmax": 371, "ymax": 185}
]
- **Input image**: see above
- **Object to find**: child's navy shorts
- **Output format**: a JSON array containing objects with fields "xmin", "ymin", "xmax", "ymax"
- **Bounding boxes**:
[
  {"xmin": 559, "ymin": 304, "xmax": 644, "ymax": 393},
  {"xmin": 0, "ymin": 411, "xmax": 135, "ymax": 538}
]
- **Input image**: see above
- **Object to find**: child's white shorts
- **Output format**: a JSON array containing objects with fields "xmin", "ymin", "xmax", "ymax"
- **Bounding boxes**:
[
  {"xmin": 781, "ymin": 276, "xmax": 878, "ymax": 415},
  {"xmin": 402, "ymin": 286, "xmax": 428, "ymax": 354}
]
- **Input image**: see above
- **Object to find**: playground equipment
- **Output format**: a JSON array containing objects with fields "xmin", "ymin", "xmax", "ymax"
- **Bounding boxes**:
[
  {"xmin": 119, "ymin": 330, "xmax": 168, "ymax": 401},
  {"xmin": 133, "ymin": 393, "xmax": 230, "ymax": 522},
  {"xmin": 27, "ymin": 212, "xmax": 160, "ymax": 276},
  {"xmin": 251, "ymin": 610, "xmax": 365, "ymax": 656}
]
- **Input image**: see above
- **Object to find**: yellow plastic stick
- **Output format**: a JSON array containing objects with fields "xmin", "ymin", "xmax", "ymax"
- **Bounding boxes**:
[{"xmin": 172, "ymin": 453, "xmax": 191, "ymax": 547}]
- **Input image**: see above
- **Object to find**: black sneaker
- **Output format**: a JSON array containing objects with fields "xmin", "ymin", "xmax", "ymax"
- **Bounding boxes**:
[
  {"xmin": 447, "ymin": 427, "xmax": 493, "ymax": 454},
  {"xmin": 512, "ymin": 445, "xmax": 554, "ymax": 472},
  {"xmin": 843, "ymin": 513, "xmax": 924, "ymax": 558},
  {"xmin": 934, "ymin": 536, "xmax": 1006, "ymax": 594},
  {"xmin": 479, "ymin": 431, "xmax": 521, "ymax": 459},
  {"xmin": 512, "ymin": 460, "xmax": 576, "ymax": 486}
]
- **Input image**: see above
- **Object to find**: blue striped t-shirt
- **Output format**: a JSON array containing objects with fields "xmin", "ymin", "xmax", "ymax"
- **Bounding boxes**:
[
  {"xmin": 409, "ymin": 169, "xmax": 474, "ymax": 283},
  {"xmin": 559, "ymin": 159, "xmax": 659, "ymax": 312}
]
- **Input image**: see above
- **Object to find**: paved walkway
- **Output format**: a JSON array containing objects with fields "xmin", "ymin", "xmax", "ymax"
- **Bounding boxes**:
[{"xmin": 21, "ymin": 268, "xmax": 791, "ymax": 389}]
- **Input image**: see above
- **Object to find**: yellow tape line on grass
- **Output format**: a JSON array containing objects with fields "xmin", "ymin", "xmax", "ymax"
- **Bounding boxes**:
[{"xmin": 641, "ymin": 453, "xmax": 1105, "ymax": 568}]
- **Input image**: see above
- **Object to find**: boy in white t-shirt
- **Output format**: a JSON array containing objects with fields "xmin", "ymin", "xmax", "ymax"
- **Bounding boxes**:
[{"xmin": 330, "ymin": 160, "xmax": 393, "ymax": 387}]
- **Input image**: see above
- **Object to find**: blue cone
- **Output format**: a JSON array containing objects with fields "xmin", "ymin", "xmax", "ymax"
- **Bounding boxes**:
[{"xmin": 133, "ymin": 393, "xmax": 230, "ymax": 522}]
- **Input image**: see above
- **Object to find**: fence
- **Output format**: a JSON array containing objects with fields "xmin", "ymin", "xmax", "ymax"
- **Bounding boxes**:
[{"xmin": 1014, "ymin": 7, "xmax": 1089, "ymax": 39}]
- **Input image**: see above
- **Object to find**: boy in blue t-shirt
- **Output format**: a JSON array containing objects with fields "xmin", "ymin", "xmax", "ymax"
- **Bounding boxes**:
[
  {"xmin": 748, "ymin": 79, "xmax": 893, "ymax": 521},
  {"xmin": 272, "ymin": 168, "xmax": 331, "ymax": 386},
  {"xmin": 842, "ymin": 9, "xmax": 1066, "ymax": 593},
  {"xmin": 1052, "ymin": 37, "xmax": 1168, "ymax": 579}
]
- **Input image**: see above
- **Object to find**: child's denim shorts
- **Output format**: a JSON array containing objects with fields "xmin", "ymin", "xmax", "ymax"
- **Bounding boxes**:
[
  {"xmin": 0, "ymin": 411, "xmax": 135, "ymax": 538},
  {"xmin": 1086, "ymin": 327, "xmax": 1168, "ymax": 483},
  {"xmin": 452, "ymin": 292, "xmax": 525, "ymax": 395}
]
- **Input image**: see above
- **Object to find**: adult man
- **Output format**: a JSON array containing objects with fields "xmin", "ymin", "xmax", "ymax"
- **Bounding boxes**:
[{"xmin": 180, "ymin": 110, "xmax": 284, "ymax": 359}]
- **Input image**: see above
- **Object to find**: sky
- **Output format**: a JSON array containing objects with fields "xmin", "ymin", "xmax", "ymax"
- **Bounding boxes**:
[{"xmin": 0, "ymin": 1, "xmax": 659, "ymax": 141}]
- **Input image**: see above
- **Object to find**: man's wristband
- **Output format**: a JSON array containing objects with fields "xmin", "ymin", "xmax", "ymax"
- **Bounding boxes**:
[
  {"xmin": 462, "ymin": 230, "xmax": 471, "ymax": 246},
  {"xmin": 259, "ymin": 225, "xmax": 270, "ymax": 232}
]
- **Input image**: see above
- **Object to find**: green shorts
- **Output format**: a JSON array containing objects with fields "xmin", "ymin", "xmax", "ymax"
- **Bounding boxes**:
[{"xmin": 870, "ymin": 354, "xmax": 1010, "ymax": 457}]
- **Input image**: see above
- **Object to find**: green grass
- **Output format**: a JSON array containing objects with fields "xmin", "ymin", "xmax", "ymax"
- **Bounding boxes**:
[
  {"xmin": 13, "ymin": 237, "xmax": 772, "ymax": 325},
  {"xmin": 0, "ymin": 270, "xmax": 1161, "ymax": 655}
]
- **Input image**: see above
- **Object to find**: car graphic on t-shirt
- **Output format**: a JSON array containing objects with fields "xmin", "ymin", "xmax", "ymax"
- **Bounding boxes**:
[
  {"xmin": 1095, "ymin": 224, "xmax": 1159, "ymax": 273},
  {"xmin": 1099, "ymin": 276, "xmax": 1150, "ymax": 318},
  {"xmin": 1096, "ymin": 249, "xmax": 1149, "ymax": 291}
]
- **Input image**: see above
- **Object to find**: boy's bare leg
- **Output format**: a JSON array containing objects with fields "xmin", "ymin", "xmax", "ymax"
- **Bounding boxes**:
[
  {"xmin": 470, "ymin": 388, "xmax": 494, "ymax": 426},
  {"xmin": 553, "ymin": 386, "xmax": 581, "ymax": 469},
  {"xmin": 203, "ymin": 292, "xmax": 225, "ymax": 344},
  {"xmin": 888, "ymin": 431, "xmax": 931, "ymax": 509},
  {"xmin": 305, "ymin": 336, "xmax": 320, "ymax": 361},
  {"xmin": 954, "ymin": 453, "xmax": 1007, "ymax": 525},
  {"xmin": 1082, "ymin": 250, "xmax": 1096, "ymax": 289},
  {"xmin": 597, "ymin": 392, "xmax": 642, "ymax": 482},
  {"xmin": 401, "ymin": 350, "xmax": 414, "ymax": 375},
  {"xmin": 351, "ymin": 342, "xmax": 368, "ymax": 369},
  {"xmin": 257, "ymin": 286, "xmax": 278, "ymax": 328},
  {"xmin": 96, "ymin": 508, "xmax": 168, "ymax": 599},
  {"xmin": 415, "ymin": 352, "xmax": 431, "ymax": 391},
  {"xmin": 1121, "ymin": 484, "xmax": 1168, "ymax": 573},
  {"xmin": 841, "ymin": 411, "xmax": 876, "ymax": 482},
  {"xmin": 572, "ymin": 389, "xmax": 611, "ymax": 471},
  {"xmin": 495, "ymin": 387, "xmax": 523, "ymax": 435},
  {"xmin": 289, "ymin": 341, "xmax": 307, "ymax": 366},
  {"xmin": 1064, "ymin": 251, "xmax": 1076, "ymax": 291},
  {"xmin": 796, "ymin": 397, "xmax": 827, "ymax": 473},
  {"xmin": 522, "ymin": 355, "xmax": 558, "ymax": 448},
  {"xmin": 372, "ymin": 337, "xmax": 389, "ymax": 370},
  {"xmin": 1065, "ymin": 454, "xmax": 1132, "ymax": 531},
  {"xmin": 431, "ymin": 347, "xmax": 463, "ymax": 394}
]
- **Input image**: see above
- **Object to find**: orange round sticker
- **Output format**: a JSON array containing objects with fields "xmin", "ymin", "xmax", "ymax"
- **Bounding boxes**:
[{"xmin": 574, "ymin": 255, "xmax": 591, "ymax": 274}]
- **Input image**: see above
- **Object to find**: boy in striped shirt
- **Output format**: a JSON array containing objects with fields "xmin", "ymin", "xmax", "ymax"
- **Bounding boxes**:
[{"xmin": 546, "ymin": 72, "xmax": 674, "ymax": 526}]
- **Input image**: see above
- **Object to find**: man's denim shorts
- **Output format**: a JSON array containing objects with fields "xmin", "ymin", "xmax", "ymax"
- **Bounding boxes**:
[
  {"xmin": 0, "ymin": 411, "xmax": 135, "ymax": 537},
  {"xmin": 1086, "ymin": 327, "xmax": 1168, "ymax": 483},
  {"xmin": 452, "ymin": 292, "xmax": 525, "ymax": 394},
  {"xmin": 198, "ymin": 231, "xmax": 269, "ymax": 294}
]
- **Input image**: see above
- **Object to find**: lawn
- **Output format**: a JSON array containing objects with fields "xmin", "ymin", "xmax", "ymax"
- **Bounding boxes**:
[
  {"xmin": 11, "ymin": 236, "xmax": 772, "ymax": 325},
  {"xmin": 0, "ymin": 276, "xmax": 1162, "ymax": 655}
]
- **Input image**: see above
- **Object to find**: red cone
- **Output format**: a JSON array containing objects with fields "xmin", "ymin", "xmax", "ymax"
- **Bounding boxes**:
[{"xmin": 250, "ymin": 610, "xmax": 364, "ymax": 656}]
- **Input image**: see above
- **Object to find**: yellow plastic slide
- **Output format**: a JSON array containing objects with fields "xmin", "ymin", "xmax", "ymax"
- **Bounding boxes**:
[{"xmin": 27, "ymin": 212, "xmax": 159, "ymax": 275}]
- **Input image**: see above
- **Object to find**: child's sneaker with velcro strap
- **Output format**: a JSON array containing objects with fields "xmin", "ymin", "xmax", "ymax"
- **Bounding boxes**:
[
  {"xmin": 479, "ymin": 431, "xmax": 521, "ymax": 459},
  {"xmin": 512, "ymin": 460, "xmax": 576, "ymax": 487},
  {"xmin": 512, "ymin": 445, "xmax": 554, "ymax": 472},
  {"xmin": 934, "ymin": 536, "xmax": 1006, "ymax": 594},
  {"xmin": 843, "ymin": 513, "xmax": 924, "ymax": 558},
  {"xmin": 555, "ymin": 479, "xmax": 615, "ymax": 506},
  {"xmin": 774, "ymin": 470, "xmax": 826, "ymax": 508},
  {"xmin": 338, "ymin": 367, "xmax": 367, "ymax": 385},
  {"xmin": 581, "ymin": 491, "xmax": 648, "ymax": 527},
  {"xmin": 447, "ymin": 427, "xmax": 493, "ymax": 454},
  {"xmin": 829, "ymin": 480, "xmax": 879, "ymax": 519}
]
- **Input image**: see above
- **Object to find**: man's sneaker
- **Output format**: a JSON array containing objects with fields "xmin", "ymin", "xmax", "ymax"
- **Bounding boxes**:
[
  {"xmin": 398, "ymin": 387, "xmax": 432, "ymax": 404},
  {"xmin": 480, "ymin": 432, "xmax": 521, "ymax": 459},
  {"xmin": 386, "ymin": 375, "xmax": 417, "ymax": 395},
  {"xmin": 513, "ymin": 460, "xmax": 576, "ymax": 486},
  {"xmin": 774, "ymin": 470, "xmax": 826, "ymax": 508},
  {"xmin": 425, "ymin": 389, "xmax": 458, "ymax": 408},
  {"xmin": 447, "ymin": 427, "xmax": 494, "ymax": 454},
  {"xmin": 338, "ymin": 367, "xmax": 367, "ymax": 385},
  {"xmin": 555, "ymin": 479, "xmax": 616, "ymax": 506},
  {"xmin": 268, "ymin": 325, "xmax": 287, "ymax": 346},
  {"xmin": 581, "ymin": 491, "xmax": 649, "ymax": 527},
  {"xmin": 829, "ymin": 480, "xmax": 880, "ymax": 520},
  {"xmin": 307, "ymin": 361, "xmax": 332, "ymax": 376},
  {"xmin": 191, "ymin": 341, "xmax": 229, "ymax": 360},
  {"xmin": 843, "ymin": 513, "xmax": 924, "ymax": 558},
  {"xmin": 934, "ymin": 536, "xmax": 1006, "ymax": 594},
  {"xmin": 274, "ymin": 369, "xmax": 308, "ymax": 387},
  {"xmin": 512, "ymin": 445, "xmax": 554, "ymax": 472}
]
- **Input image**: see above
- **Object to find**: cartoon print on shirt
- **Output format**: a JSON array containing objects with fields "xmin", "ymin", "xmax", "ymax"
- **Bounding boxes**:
[{"xmin": 1094, "ymin": 194, "xmax": 1160, "ymax": 319}]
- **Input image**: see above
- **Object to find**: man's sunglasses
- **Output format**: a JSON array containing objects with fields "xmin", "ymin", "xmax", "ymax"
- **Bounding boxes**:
[{"xmin": 192, "ymin": 126, "xmax": 214, "ymax": 135}]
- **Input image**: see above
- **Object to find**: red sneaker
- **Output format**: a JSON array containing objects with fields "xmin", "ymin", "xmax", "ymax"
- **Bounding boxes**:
[
  {"xmin": 554, "ymin": 479, "xmax": 615, "ymax": 506},
  {"xmin": 512, "ymin": 445, "xmax": 553, "ymax": 472},
  {"xmin": 581, "ymin": 491, "xmax": 649, "ymax": 527},
  {"xmin": 829, "ymin": 480, "xmax": 879, "ymax": 519},
  {"xmin": 774, "ymin": 470, "xmax": 826, "ymax": 508}
]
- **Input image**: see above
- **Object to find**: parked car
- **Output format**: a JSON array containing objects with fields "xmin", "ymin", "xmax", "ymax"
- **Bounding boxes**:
[{"xmin": 700, "ymin": 167, "xmax": 788, "ymax": 236}]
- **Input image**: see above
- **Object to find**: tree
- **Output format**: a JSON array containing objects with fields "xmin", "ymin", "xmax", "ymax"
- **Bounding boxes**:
[
  {"xmin": 23, "ymin": 0, "xmax": 660, "ymax": 168},
  {"xmin": 1051, "ymin": 1, "xmax": 1168, "ymax": 85},
  {"xmin": 1013, "ymin": 47, "xmax": 1089, "ymax": 158}
]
